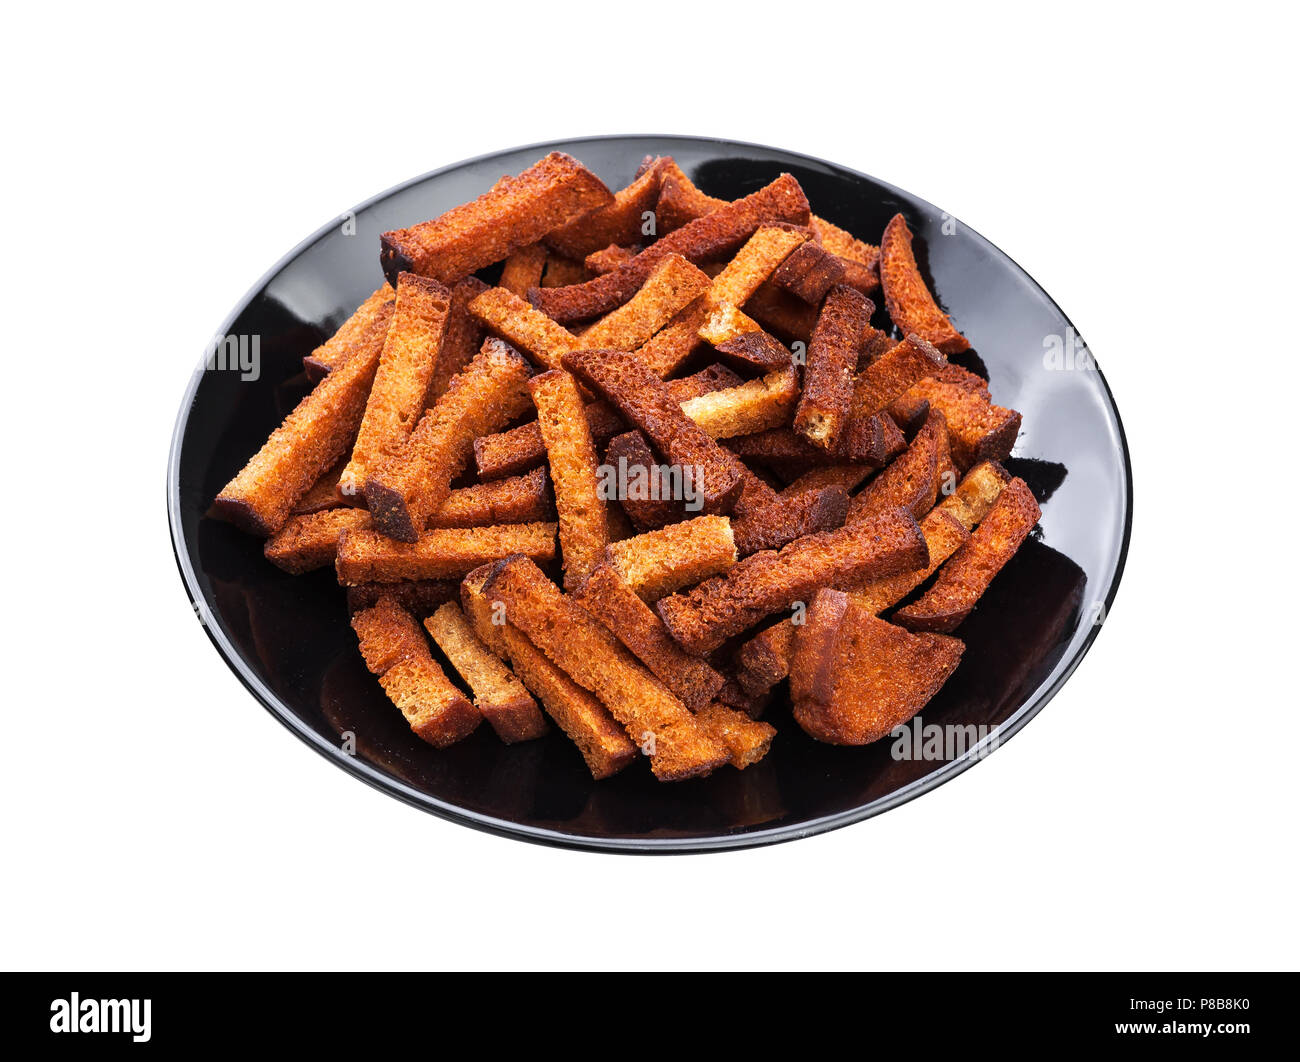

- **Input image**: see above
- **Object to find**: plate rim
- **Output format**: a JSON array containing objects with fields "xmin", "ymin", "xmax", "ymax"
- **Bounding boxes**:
[{"xmin": 167, "ymin": 133, "xmax": 1134, "ymax": 854}]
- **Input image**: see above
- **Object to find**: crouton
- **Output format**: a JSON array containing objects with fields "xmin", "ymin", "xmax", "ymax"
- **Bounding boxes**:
[
  {"xmin": 906, "ymin": 378, "xmax": 1021, "ymax": 471},
  {"xmin": 265, "ymin": 508, "xmax": 372, "ymax": 574},
  {"xmin": 291, "ymin": 457, "xmax": 351, "ymax": 515},
  {"xmin": 771, "ymin": 240, "xmax": 847, "ymax": 304},
  {"xmin": 656, "ymin": 507, "xmax": 929, "ymax": 654},
  {"xmin": 894, "ymin": 477, "xmax": 1040, "ymax": 632},
  {"xmin": 350, "ymin": 596, "xmax": 480, "ymax": 747},
  {"xmin": 791, "ymin": 589, "xmax": 964, "ymax": 745},
  {"xmin": 578, "ymin": 253, "xmax": 710, "ymax": 351},
  {"xmin": 879, "ymin": 213, "xmax": 970, "ymax": 355},
  {"xmin": 335, "ymin": 521, "xmax": 558, "ymax": 585},
  {"xmin": 743, "ymin": 280, "xmax": 818, "ymax": 344},
  {"xmin": 339, "ymin": 273, "xmax": 451, "ymax": 497},
  {"xmin": 540, "ymin": 253, "xmax": 588, "ymax": 288},
  {"xmin": 213, "ymin": 302, "xmax": 392, "ymax": 536},
  {"xmin": 345, "ymin": 579, "xmax": 459, "ymax": 615},
  {"xmin": 529, "ymin": 369, "xmax": 610, "ymax": 589},
  {"xmin": 605, "ymin": 515, "xmax": 738, "ymax": 602},
  {"xmin": 736, "ymin": 620, "xmax": 798, "ymax": 696},
  {"xmin": 937, "ymin": 461, "xmax": 1012, "ymax": 530},
  {"xmin": 693, "ymin": 703, "xmax": 776, "ymax": 769},
  {"xmin": 848, "ymin": 508, "xmax": 971, "ymax": 615},
  {"xmin": 794, "ymin": 285, "xmax": 874, "ymax": 450},
  {"xmin": 696, "ymin": 303, "xmax": 792, "ymax": 372},
  {"xmin": 544, "ymin": 156, "xmax": 668, "ymax": 260},
  {"xmin": 498, "ymin": 242, "xmax": 548, "ymax": 296},
  {"xmin": 364, "ymin": 338, "xmax": 533, "ymax": 541},
  {"xmin": 425, "ymin": 277, "xmax": 489, "ymax": 406},
  {"xmin": 604, "ymin": 430, "xmax": 687, "ymax": 531},
  {"xmin": 380, "ymin": 151, "xmax": 613, "ymax": 285},
  {"xmin": 427, "ymin": 466, "xmax": 554, "ymax": 528},
  {"xmin": 679, "ymin": 366, "xmax": 800, "ymax": 439},
  {"xmin": 585, "ymin": 243, "xmax": 639, "ymax": 275},
  {"xmin": 574, "ymin": 563, "xmax": 726, "ymax": 711},
  {"xmin": 481, "ymin": 556, "xmax": 730, "ymax": 781},
  {"xmin": 423, "ymin": 602, "xmax": 548, "ymax": 743},
  {"xmin": 847, "ymin": 409, "xmax": 946, "ymax": 523},
  {"xmin": 731, "ymin": 484, "xmax": 849, "ymax": 556},
  {"xmin": 468, "ymin": 286, "xmax": 579, "ymax": 370}
]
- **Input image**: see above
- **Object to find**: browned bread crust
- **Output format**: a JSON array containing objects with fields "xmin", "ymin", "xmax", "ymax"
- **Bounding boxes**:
[
  {"xmin": 936, "ymin": 461, "xmax": 1011, "ymax": 531},
  {"xmin": 303, "ymin": 284, "xmax": 394, "ymax": 381},
  {"xmin": 529, "ymin": 369, "xmax": 610, "ymax": 589},
  {"xmin": 697, "ymin": 303, "xmax": 792, "ymax": 372},
  {"xmin": 351, "ymin": 596, "xmax": 481, "ymax": 747},
  {"xmin": 461, "ymin": 565, "xmax": 635, "ymax": 778},
  {"xmin": 427, "ymin": 466, "xmax": 554, "ymax": 528},
  {"xmin": 578, "ymin": 253, "xmax": 710, "ymax": 351},
  {"xmin": 791, "ymin": 589, "xmax": 963, "ymax": 745},
  {"xmin": 468, "ymin": 286, "xmax": 579, "ymax": 370},
  {"xmin": 849, "ymin": 335, "xmax": 947, "ymax": 421},
  {"xmin": 544, "ymin": 156, "xmax": 669, "ymax": 260},
  {"xmin": 772, "ymin": 240, "xmax": 847, "ymax": 304},
  {"xmin": 794, "ymin": 285, "xmax": 875, "ymax": 450},
  {"xmin": 346, "ymin": 579, "xmax": 459, "ymax": 615},
  {"xmin": 527, "ymin": 174, "xmax": 811, "ymax": 323},
  {"xmin": 849, "ymin": 508, "xmax": 970, "ymax": 615},
  {"xmin": 731, "ymin": 484, "xmax": 849, "ymax": 556},
  {"xmin": 654, "ymin": 168, "xmax": 727, "ymax": 232},
  {"xmin": 584, "ymin": 243, "xmax": 639, "ymax": 275},
  {"xmin": 426, "ymin": 277, "xmax": 489, "ymax": 407},
  {"xmin": 364, "ymin": 338, "xmax": 533, "ymax": 541},
  {"xmin": 336, "ymin": 521, "xmax": 558, "ymax": 585},
  {"xmin": 880, "ymin": 213, "xmax": 970, "ymax": 355},
  {"xmin": 213, "ymin": 304, "xmax": 391, "ymax": 536},
  {"xmin": 656, "ymin": 507, "xmax": 929, "ymax": 654},
  {"xmin": 780, "ymin": 462, "xmax": 875, "ymax": 495},
  {"xmin": 291, "ymin": 457, "xmax": 352, "ymax": 515},
  {"xmin": 265, "ymin": 508, "xmax": 372, "ymax": 574},
  {"xmin": 884, "ymin": 393, "xmax": 931, "ymax": 436},
  {"xmin": 905, "ymin": 378, "xmax": 1021, "ymax": 471},
  {"xmin": 339, "ymin": 273, "xmax": 451, "ymax": 497},
  {"xmin": 693, "ymin": 702, "xmax": 776, "ymax": 769},
  {"xmin": 574, "ymin": 563, "xmax": 726, "ymax": 711},
  {"xmin": 894, "ymin": 477, "xmax": 1040, "ymax": 632},
  {"xmin": 563, "ymin": 348, "xmax": 744, "ymax": 515},
  {"xmin": 735, "ymin": 620, "xmax": 797, "ymax": 696},
  {"xmin": 680, "ymin": 366, "xmax": 799, "ymax": 439},
  {"xmin": 742, "ymin": 280, "xmax": 818, "ymax": 344},
  {"xmin": 847, "ymin": 409, "xmax": 946, "ymax": 523},
  {"xmin": 481, "ymin": 556, "xmax": 730, "ymax": 781},
  {"xmin": 498, "ymin": 242, "xmax": 548, "ymax": 296},
  {"xmin": 380, "ymin": 152, "xmax": 613, "ymax": 285},
  {"xmin": 605, "ymin": 515, "xmax": 737, "ymax": 602},
  {"xmin": 423, "ymin": 602, "xmax": 548, "ymax": 743}
]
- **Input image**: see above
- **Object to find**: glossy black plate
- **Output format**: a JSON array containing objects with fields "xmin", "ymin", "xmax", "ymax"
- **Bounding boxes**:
[{"xmin": 168, "ymin": 135, "xmax": 1132, "ymax": 852}]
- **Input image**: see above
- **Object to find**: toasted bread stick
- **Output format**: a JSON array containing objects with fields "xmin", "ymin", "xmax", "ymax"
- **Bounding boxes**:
[
  {"xmin": 731, "ymin": 485, "xmax": 849, "ymax": 556},
  {"xmin": 905, "ymin": 378, "xmax": 1021, "ymax": 471},
  {"xmin": 679, "ymin": 366, "xmax": 799, "ymax": 439},
  {"xmin": 771, "ymin": 240, "xmax": 847, "ymax": 304},
  {"xmin": 426, "ymin": 277, "xmax": 489, "ymax": 407},
  {"xmin": 351, "ymin": 596, "xmax": 480, "ymax": 747},
  {"xmin": 528, "ymin": 174, "xmax": 810, "ymax": 323},
  {"xmin": 461, "ymin": 565, "xmax": 636, "ymax": 778},
  {"xmin": 780, "ymin": 463, "xmax": 875, "ymax": 495},
  {"xmin": 604, "ymin": 431, "xmax": 687, "ymax": 531},
  {"xmin": 472, "ymin": 364, "xmax": 742, "ymax": 480},
  {"xmin": 791, "ymin": 589, "xmax": 963, "ymax": 745},
  {"xmin": 578, "ymin": 253, "xmax": 710, "ymax": 351},
  {"xmin": 656, "ymin": 507, "xmax": 929, "ymax": 654},
  {"xmin": 303, "ymin": 284, "xmax": 394, "ymax": 381},
  {"xmin": 468, "ymin": 286, "xmax": 579, "ymax": 370},
  {"xmin": 605, "ymin": 515, "xmax": 738, "ymax": 602},
  {"xmin": 693, "ymin": 703, "xmax": 776, "ymax": 769},
  {"xmin": 894, "ymin": 477, "xmax": 1040, "ymax": 632},
  {"xmin": 736, "ymin": 621, "xmax": 798, "ymax": 696},
  {"xmin": 339, "ymin": 273, "xmax": 451, "ymax": 497},
  {"xmin": 336, "ymin": 522, "xmax": 558, "ymax": 585},
  {"xmin": 848, "ymin": 334, "xmax": 947, "ymax": 421},
  {"xmin": 427, "ymin": 466, "xmax": 554, "ymax": 528},
  {"xmin": 794, "ymin": 285, "xmax": 874, "ymax": 450},
  {"xmin": 563, "ymin": 348, "xmax": 744, "ymax": 515},
  {"xmin": 364, "ymin": 338, "xmax": 533, "ymax": 541},
  {"xmin": 847, "ymin": 409, "xmax": 945, "ymax": 523},
  {"xmin": 810, "ymin": 216, "xmax": 881, "ymax": 293},
  {"xmin": 935, "ymin": 461, "xmax": 1011, "ymax": 530},
  {"xmin": 697, "ymin": 303, "xmax": 792, "ymax": 372},
  {"xmin": 213, "ymin": 304, "xmax": 392, "ymax": 536},
  {"xmin": 346, "ymin": 579, "xmax": 459, "ymax": 615},
  {"xmin": 637, "ymin": 224, "xmax": 808, "ymax": 376},
  {"xmin": 423, "ymin": 602, "xmax": 548, "ymax": 743},
  {"xmin": 498, "ymin": 242, "xmax": 549, "ymax": 296},
  {"xmin": 265, "ymin": 508, "xmax": 372, "ymax": 574},
  {"xmin": 653, "ymin": 168, "xmax": 727, "ymax": 232},
  {"xmin": 381, "ymin": 152, "xmax": 613, "ymax": 285},
  {"xmin": 879, "ymin": 213, "xmax": 970, "ymax": 355},
  {"xmin": 529, "ymin": 369, "xmax": 610, "ymax": 589},
  {"xmin": 544, "ymin": 156, "xmax": 667, "ymax": 260},
  {"xmin": 574, "ymin": 564, "xmax": 726, "ymax": 711},
  {"xmin": 481, "ymin": 556, "xmax": 730, "ymax": 781}
]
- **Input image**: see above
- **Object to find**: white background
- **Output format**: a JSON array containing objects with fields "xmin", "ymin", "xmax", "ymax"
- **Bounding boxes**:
[{"xmin": 2, "ymin": 2, "xmax": 1294, "ymax": 971}]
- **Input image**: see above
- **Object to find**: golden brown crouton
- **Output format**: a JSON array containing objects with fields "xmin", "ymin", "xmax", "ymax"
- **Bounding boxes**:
[
  {"xmin": 794, "ymin": 285, "xmax": 875, "ymax": 451},
  {"xmin": 578, "ymin": 253, "xmax": 711, "ymax": 351},
  {"xmin": 335, "ymin": 522, "xmax": 558, "ymax": 585},
  {"xmin": 879, "ymin": 213, "xmax": 970, "ymax": 355},
  {"xmin": 468, "ymin": 286, "xmax": 579, "ymax": 370},
  {"xmin": 605, "ymin": 516, "xmax": 738, "ymax": 602},
  {"xmin": 693, "ymin": 703, "xmax": 776, "ymax": 769},
  {"xmin": 302, "ymin": 284, "xmax": 394, "ymax": 381},
  {"xmin": 498, "ymin": 242, "xmax": 549, "ymax": 296}
]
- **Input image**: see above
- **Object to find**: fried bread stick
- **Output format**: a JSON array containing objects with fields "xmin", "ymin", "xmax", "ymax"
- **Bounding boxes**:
[
  {"xmin": 336, "ymin": 521, "xmax": 557, "ymax": 585},
  {"xmin": 879, "ymin": 213, "xmax": 970, "ymax": 355}
]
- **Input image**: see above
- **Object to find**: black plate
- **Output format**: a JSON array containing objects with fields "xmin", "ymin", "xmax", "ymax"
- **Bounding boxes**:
[{"xmin": 168, "ymin": 135, "xmax": 1132, "ymax": 852}]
